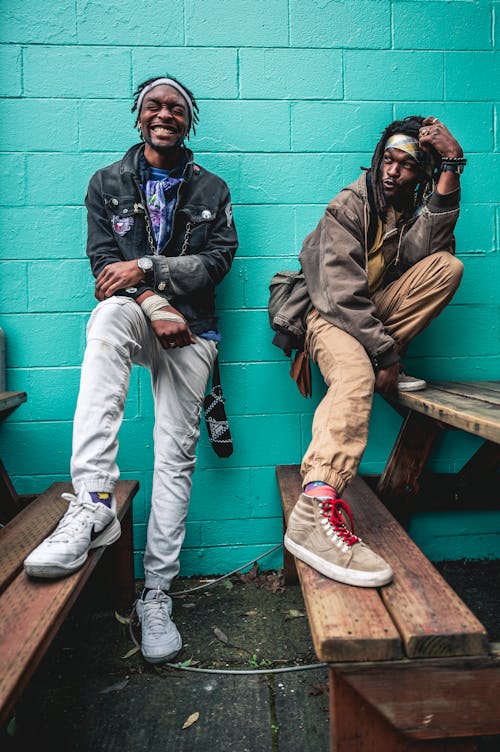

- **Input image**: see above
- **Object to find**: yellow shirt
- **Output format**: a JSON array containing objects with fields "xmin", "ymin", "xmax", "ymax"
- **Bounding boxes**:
[{"xmin": 367, "ymin": 206, "xmax": 401, "ymax": 294}]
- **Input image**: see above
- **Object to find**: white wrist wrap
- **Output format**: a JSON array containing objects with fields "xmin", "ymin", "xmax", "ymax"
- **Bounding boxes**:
[
  {"xmin": 140, "ymin": 295, "xmax": 184, "ymax": 324},
  {"xmin": 140, "ymin": 294, "xmax": 170, "ymax": 319},
  {"xmin": 151, "ymin": 311, "xmax": 185, "ymax": 323}
]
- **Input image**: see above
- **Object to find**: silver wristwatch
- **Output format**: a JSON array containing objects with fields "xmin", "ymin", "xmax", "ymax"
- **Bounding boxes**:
[{"xmin": 137, "ymin": 256, "xmax": 154, "ymax": 278}]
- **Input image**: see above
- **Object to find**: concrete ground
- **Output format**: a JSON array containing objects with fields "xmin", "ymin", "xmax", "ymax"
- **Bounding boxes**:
[{"xmin": 2, "ymin": 559, "xmax": 500, "ymax": 752}]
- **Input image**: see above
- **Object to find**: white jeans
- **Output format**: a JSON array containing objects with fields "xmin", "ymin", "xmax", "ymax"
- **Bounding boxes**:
[{"xmin": 70, "ymin": 296, "xmax": 217, "ymax": 590}]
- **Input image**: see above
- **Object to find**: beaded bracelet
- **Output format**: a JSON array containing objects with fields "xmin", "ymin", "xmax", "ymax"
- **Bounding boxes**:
[
  {"xmin": 440, "ymin": 156, "xmax": 467, "ymax": 174},
  {"xmin": 441, "ymin": 156, "xmax": 467, "ymax": 165}
]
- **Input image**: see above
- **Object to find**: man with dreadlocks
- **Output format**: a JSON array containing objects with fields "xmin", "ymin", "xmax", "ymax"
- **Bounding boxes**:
[
  {"xmin": 284, "ymin": 115, "xmax": 465, "ymax": 587},
  {"xmin": 24, "ymin": 76, "xmax": 238, "ymax": 663}
]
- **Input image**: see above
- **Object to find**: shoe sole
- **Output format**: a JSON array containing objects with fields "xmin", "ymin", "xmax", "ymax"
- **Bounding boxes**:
[
  {"xmin": 398, "ymin": 382, "xmax": 427, "ymax": 392},
  {"xmin": 24, "ymin": 519, "xmax": 121, "ymax": 579},
  {"xmin": 141, "ymin": 641, "xmax": 182, "ymax": 664},
  {"xmin": 284, "ymin": 534, "xmax": 393, "ymax": 588}
]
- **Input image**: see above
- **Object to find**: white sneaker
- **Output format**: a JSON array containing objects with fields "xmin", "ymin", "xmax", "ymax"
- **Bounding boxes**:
[
  {"xmin": 397, "ymin": 373, "xmax": 427, "ymax": 392},
  {"xmin": 136, "ymin": 589, "xmax": 182, "ymax": 664},
  {"xmin": 24, "ymin": 490, "xmax": 120, "ymax": 578}
]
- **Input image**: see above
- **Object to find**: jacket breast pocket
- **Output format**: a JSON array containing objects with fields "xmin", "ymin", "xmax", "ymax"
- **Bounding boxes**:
[
  {"xmin": 104, "ymin": 194, "xmax": 144, "ymax": 243},
  {"xmin": 179, "ymin": 207, "xmax": 216, "ymax": 255}
]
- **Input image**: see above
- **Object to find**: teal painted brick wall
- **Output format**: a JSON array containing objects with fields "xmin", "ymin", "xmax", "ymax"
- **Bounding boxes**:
[{"xmin": 1, "ymin": 1, "xmax": 499, "ymax": 575}]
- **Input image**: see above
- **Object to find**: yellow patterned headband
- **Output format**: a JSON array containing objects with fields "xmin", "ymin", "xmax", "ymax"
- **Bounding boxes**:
[{"xmin": 385, "ymin": 134, "xmax": 423, "ymax": 163}]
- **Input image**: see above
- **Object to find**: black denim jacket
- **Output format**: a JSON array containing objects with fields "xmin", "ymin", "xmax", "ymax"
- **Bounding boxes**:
[{"xmin": 85, "ymin": 143, "xmax": 238, "ymax": 335}]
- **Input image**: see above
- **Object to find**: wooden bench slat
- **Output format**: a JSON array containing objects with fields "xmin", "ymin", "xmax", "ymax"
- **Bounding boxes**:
[
  {"xmin": 335, "ymin": 656, "xmax": 500, "ymax": 739},
  {"xmin": 395, "ymin": 385, "xmax": 500, "ymax": 443},
  {"xmin": 432, "ymin": 380, "xmax": 500, "ymax": 406},
  {"xmin": 343, "ymin": 476, "xmax": 489, "ymax": 659},
  {"xmin": 0, "ymin": 558, "xmax": 110, "ymax": 725},
  {"xmin": 277, "ymin": 465, "xmax": 403, "ymax": 663},
  {"xmin": 0, "ymin": 479, "xmax": 138, "ymax": 726},
  {"xmin": 0, "ymin": 481, "xmax": 138, "ymax": 595},
  {"xmin": 277, "ymin": 466, "xmax": 489, "ymax": 661}
]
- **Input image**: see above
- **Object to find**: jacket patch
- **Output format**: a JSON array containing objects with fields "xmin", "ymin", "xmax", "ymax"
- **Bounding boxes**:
[
  {"xmin": 112, "ymin": 215, "xmax": 134, "ymax": 236},
  {"xmin": 225, "ymin": 202, "xmax": 233, "ymax": 228}
]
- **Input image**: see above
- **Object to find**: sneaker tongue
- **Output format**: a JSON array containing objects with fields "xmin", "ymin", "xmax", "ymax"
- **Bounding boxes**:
[{"xmin": 144, "ymin": 589, "xmax": 166, "ymax": 602}]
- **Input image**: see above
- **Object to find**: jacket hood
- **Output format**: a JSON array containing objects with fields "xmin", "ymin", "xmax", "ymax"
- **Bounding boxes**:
[{"xmin": 341, "ymin": 172, "xmax": 369, "ymax": 205}]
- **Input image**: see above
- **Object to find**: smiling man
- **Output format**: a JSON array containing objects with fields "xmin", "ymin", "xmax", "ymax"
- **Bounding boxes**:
[
  {"xmin": 283, "ymin": 116, "xmax": 465, "ymax": 588},
  {"xmin": 24, "ymin": 75, "xmax": 238, "ymax": 663}
]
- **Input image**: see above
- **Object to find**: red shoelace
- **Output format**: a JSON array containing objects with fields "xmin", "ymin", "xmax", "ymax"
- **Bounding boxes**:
[{"xmin": 319, "ymin": 498, "xmax": 360, "ymax": 547}]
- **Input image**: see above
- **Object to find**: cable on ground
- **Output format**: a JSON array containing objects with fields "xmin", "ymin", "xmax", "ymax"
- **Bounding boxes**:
[{"xmin": 127, "ymin": 543, "xmax": 328, "ymax": 675}]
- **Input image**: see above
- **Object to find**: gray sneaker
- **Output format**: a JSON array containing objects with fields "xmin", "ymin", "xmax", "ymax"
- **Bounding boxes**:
[
  {"xmin": 24, "ymin": 490, "xmax": 120, "ymax": 578},
  {"xmin": 397, "ymin": 373, "xmax": 427, "ymax": 391},
  {"xmin": 284, "ymin": 493, "xmax": 393, "ymax": 587},
  {"xmin": 136, "ymin": 589, "xmax": 182, "ymax": 664}
]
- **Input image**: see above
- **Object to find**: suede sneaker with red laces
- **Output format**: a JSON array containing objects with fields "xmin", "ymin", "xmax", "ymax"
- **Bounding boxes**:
[{"xmin": 284, "ymin": 492, "xmax": 393, "ymax": 587}]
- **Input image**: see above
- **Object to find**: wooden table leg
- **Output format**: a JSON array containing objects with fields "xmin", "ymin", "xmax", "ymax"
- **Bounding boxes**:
[{"xmin": 377, "ymin": 410, "xmax": 443, "ymax": 521}]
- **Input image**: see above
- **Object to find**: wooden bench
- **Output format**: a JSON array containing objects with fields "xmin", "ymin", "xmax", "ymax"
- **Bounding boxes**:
[
  {"xmin": 377, "ymin": 380, "xmax": 500, "ymax": 516},
  {"xmin": 0, "ymin": 390, "xmax": 33, "ymax": 524},
  {"xmin": 0, "ymin": 479, "xmax": 139, "ymax": 728},
  {"xmin": 277, "ymin": 464, "xmax": 500, "ymax": 751}
]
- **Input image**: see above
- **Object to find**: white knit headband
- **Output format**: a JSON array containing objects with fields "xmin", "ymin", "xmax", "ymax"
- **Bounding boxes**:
[{"xmin": 136, "ymin": 78, "xmax": 194, "ymax": 127}]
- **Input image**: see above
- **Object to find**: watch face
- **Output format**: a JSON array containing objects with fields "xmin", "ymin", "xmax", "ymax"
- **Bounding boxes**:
[{"xmin": 139, "ymin": 257, "xmax": 153, "ymax": 271}]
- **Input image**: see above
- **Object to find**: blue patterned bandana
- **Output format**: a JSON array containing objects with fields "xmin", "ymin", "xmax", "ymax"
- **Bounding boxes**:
[{"xmin": 144, "ymin": 168, "xmax": 183, "ymax": 251}]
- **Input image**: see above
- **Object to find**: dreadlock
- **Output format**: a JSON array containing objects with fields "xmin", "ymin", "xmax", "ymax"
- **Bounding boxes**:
[
  {"xmin": 131, "ymin": 75, "xmax": 200, "ymax": 138},
  {"xmin": 370, "ymin": 115, "xmax": 440, "ymax": 218}
]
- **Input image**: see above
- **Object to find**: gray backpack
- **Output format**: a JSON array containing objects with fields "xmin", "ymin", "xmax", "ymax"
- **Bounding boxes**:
[{"xmin": 268, "ymin": 269, "xmax": 312, "ymax": 356}]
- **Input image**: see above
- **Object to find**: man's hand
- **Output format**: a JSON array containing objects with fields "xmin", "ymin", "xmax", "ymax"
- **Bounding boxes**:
[
  {"xmin": 418, "ymin": 117, "xmax": 463, "ymax": 159},
  {"xmin": 375, "ymin": 362, "xmax": 400, "ymax": 394},
  {"xmin": 150, "ymin": 306, "xmax": 197, "ymax": 350},
  {"xmin": 95, "ymin": 261, "xmax": 145, "ymax": 301},
  {"xmin": 418, "ymin": 117, "xmax": 464, "ymax": 195}
]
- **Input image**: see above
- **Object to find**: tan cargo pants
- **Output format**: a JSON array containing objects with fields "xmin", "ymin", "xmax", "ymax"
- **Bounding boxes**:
[{"xmin": 301, "ymin": 251, "xmax": 464, "ymax": 494}]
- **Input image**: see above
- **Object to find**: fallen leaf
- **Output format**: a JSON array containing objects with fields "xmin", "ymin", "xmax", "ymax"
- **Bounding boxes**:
[
  {"xmin": 213, "ymin": 627, "xmax": 229, "ymax": 644},
  {"xmin": 309, "ymin": 682, "xmax": 329, "ymax": 696},
  {"xmin": 285, "ymin": 609, "xmax": 305, "ymax": 620},
  {"xmin": 238, "ymin": 561, "xmax": 259, "ymax": 583},
  {"xmin": 182, "ymin": 602, "xmax": 196, "ymax": 609},
  {"xmin": 121, "ymin": 646, "xmax": 141, "ymax": 660},
  {"xmin": 243, "ymin": 610, "xmax": 258, "ymax": 617},
  {"xmin": 182, "ymin": 711, "xmax": 199, "ymax": 729},
  {"xmin": 114, "ymin": 611, "xmax": 130, "ymax": 625},
  {"xmin": 266, "ymin": 572, "xmax": 285, "ymax": 593},
  {"xmin": 99, "ymin": 678, "xmax": 129, "ymax": 694},
  {"xmin": 223, "ymin": 578, "xmax": 234, "ymax": 590}
]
